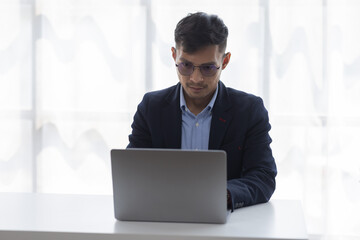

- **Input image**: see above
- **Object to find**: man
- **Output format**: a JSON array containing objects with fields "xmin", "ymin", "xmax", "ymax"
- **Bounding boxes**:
[{"xmin": 128, "ymin": 12, "xmax": 277, "ymax": 210}]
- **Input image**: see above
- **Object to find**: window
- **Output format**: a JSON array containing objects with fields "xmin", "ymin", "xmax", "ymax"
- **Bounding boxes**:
[{"xmin": 1, "ymin": 0, "xmax": 359, "ymax": 239}]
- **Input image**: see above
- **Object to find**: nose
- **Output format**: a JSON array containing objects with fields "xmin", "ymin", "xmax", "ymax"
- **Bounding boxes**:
[{"xmin": 189, "ymin": 66, "xmax": 203, "ymax": 83}]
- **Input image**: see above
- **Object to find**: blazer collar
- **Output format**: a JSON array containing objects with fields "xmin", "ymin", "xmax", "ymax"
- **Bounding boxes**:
[
  {"xmin": 162, "ymin": 83, "xmax": 182, "ymax": 148},
  {"xmin": 209, "ymin": 81, "xmax": 232, "ymax": 149}
]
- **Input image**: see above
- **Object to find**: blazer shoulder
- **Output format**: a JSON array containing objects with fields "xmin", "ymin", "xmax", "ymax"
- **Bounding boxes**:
[
  {"xmin": 226, "ymin": 87, "xmax": 264, "ymax": 107},
  {"xmin": 142, "ymin": 84, "xmax": 179, "ymax": 105}
]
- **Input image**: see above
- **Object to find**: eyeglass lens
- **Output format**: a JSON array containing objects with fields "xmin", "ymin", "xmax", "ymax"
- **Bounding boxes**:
[{"xmin": 177, "ymin": 62, "xmax": 219, "ymax": 77}]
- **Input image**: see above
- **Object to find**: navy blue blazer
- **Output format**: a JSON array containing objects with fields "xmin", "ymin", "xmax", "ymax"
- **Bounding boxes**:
[{"xmin": 128, "ymin": 81, "xmax": 277, "ymax": 210}]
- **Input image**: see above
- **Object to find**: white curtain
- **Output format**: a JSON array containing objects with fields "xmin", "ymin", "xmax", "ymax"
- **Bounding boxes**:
[{"xmin": 0, "ymin": 0, "xmax": 359, "ymax": 239}]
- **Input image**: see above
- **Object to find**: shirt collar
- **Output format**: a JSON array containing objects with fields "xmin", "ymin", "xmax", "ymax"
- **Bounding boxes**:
[{"xmin": 180, "ymin": 84, "xmax": 219, "ymax": 113}]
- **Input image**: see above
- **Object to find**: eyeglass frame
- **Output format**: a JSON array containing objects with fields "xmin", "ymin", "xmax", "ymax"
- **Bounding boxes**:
[{"xmin": 175, "ymin": 62, "xmax": 221, "ymax": 77}]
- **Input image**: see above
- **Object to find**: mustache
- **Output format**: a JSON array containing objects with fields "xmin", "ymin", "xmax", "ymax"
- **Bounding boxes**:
[{"xmin": 186, "ymin": 83, "xmax": 207, "ymax": 88}]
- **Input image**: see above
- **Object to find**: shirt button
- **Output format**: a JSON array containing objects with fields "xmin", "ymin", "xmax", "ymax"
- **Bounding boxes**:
[{"xmin": 195, "ymin": 122, "xmax": 199, "ymax": 127}]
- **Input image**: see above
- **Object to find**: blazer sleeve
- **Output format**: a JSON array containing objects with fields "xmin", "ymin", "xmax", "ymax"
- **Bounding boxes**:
[
  {"xmin": 227, "ymin": 97, "xmax": 277, "ymax": 210},
  {"xmin": 127, "ymin": 94, "xmax": 153, "ymax": 148}
]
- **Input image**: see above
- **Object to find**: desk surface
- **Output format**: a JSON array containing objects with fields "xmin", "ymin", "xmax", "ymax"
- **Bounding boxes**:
[{"xmin": 0, "ymin": 193, "xmax": 307, "ymax": 240}]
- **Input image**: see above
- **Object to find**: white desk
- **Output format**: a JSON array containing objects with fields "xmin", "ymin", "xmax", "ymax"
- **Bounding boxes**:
[{"xmin": 0, "ymin": 193, "xmax": 307, "ymax": 240}]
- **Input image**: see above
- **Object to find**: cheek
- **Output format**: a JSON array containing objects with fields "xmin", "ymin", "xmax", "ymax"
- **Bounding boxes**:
[
  {"xmin": 178, "ymin": 74, "xmax": 189, "ymax": 84},
  {"xmin": 176, "ymin": 72, "xmax": 182, "ymax": 81},
  {"xmin": 213, "ymin": 72, "xmax": 222, "ymax": 84},
  {"xmin": 209, "ymin": 76, "xmax": 220, "ymax": 86}
]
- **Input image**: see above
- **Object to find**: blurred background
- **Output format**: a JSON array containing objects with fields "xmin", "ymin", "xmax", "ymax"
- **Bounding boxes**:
[{"xmin": 0, "ymin": 0, "xmax": 359, "ymax": 239}]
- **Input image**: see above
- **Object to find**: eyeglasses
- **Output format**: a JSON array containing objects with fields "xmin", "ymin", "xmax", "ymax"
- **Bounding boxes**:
[{"xmin": 175, "ymin": 62, "xmax": 221, "ymax": 77}]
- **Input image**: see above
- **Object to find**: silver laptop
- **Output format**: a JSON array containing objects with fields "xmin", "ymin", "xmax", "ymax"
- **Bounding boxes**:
[{"xmin": 110, "ymin": 148, "xmax": 228, "ymax": 224}]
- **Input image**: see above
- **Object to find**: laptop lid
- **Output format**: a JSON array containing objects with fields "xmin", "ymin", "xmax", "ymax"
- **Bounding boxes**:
[{"xmin": 111, "ymin": 148, "xmax": 228, "ymax": 224}]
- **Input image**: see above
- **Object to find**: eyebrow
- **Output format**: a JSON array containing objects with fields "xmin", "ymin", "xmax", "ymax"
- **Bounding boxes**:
[{"xmin": 179, "ymin": 57, "xmax": 217, "ymax": 65}]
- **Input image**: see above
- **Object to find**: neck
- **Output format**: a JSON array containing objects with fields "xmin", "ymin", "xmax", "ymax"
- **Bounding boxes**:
[{"xmin": 184, "ymin": 92, "xmax": 214, "ymax": 116}]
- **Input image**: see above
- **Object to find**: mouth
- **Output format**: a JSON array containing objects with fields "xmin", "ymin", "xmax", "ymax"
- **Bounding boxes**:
[
  {"xmin": 188, "ymin": 86, "xmax": 205, "ymax": 93},
  {"xmin": 188, "ymin": 84, "xmax": 205, "ymax": 90},
  {"xmin": 190, "ymin": 86, "xmax": 203, "ymax": 90}
]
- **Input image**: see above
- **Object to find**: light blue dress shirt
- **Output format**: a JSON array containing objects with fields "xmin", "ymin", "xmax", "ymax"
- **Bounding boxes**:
[{"xmin": 180, "ymin": 85, "xmax": 219, "ymax": 150}]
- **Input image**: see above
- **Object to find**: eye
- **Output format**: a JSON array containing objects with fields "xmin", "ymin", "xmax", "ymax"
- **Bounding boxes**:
[
  {"xmin": 182, "ymin": 62, "xmax": 193, "ymax": 68},
  {"xmin": 199, "ymin": 64, "xmax": 219, "ymax": 76},
  {"xmin": 201, "ymin": 64, "xmax": 217, "ymax": 71},
  {"xmin": 202, "ymin": 65, "xmax": 213, "ymax": 70}
]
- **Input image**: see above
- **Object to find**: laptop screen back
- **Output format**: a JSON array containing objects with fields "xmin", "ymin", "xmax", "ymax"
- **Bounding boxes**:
[{"xmin": 111, "ymin": 148, "xmax": 227, "ymax": 223}]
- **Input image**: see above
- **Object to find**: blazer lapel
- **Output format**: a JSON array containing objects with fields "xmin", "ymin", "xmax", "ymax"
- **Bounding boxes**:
[
  {"xmin": 208, "ymin": 81, "xmax": 232, "ymax": 149},
  {"xmin": 161, "ymin": 83, "xmax": 182, "ymax": 148}
]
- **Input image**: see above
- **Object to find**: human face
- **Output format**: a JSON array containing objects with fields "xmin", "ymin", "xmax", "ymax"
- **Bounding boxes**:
[{"xmin": 172, "ymin": 45, "xmax": 231, "ymax": 107}]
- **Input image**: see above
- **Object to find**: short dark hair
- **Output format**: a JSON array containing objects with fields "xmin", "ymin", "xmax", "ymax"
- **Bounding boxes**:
[{"xmin": 174, "ymin": 12, "xmax": 228, "ymax": 53}]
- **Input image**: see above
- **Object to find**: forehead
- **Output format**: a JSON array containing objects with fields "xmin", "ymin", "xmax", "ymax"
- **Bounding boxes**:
[{"xmin": 176, "ymin": 45, "xmax": 223, "ymax": 64}]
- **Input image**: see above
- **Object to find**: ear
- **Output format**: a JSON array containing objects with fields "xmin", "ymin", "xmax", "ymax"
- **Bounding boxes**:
[
  {"xmin": 221, "ymin": 52, "xmax": 231, "ymax": 70},
  {"xmin": 171, "ymin": 47, "xmax": 177, "ymax": 62}
]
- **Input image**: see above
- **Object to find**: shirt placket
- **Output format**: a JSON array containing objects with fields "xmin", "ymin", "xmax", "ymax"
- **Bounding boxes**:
[{"xmin": 193, "ymin": 114, "xmax": 203, "ymax": 150}]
